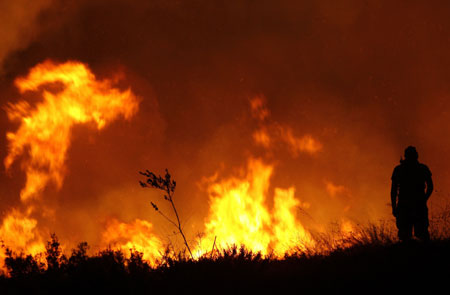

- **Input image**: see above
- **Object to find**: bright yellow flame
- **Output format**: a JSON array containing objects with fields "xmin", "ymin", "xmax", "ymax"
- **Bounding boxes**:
[
  {"xmin": 197, "ymin": 159, "xmax": 314, "ymax": 256},
  {"xmin": 4, "ymin": 60, "xmax": 139, "ymax": 201},
  {"xmin": 272, "ymin": 187, "xmax": 314, "ymax": 254},
  {"xmin": 0, "ymin": 209, "xmax": 46, "ymax": 273},
  {"xmin": 101, "ymin": 218, "xmax": 164, "ymax": 266},
  {"xmin": 202, "ymin": 159, "xmax": 272, "ymax": 253}
]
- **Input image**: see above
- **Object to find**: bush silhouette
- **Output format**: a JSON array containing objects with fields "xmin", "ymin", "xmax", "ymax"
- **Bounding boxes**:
[
  {"xmin": 45, "ymin": 233, "xmax": 67, "ymax": 274},
  {"xmin": 1, "ymin": 222, "xmax": 450, "ymax": 294},
  {"xmin": 4, "ymin": 248, "xmax": 42, "ymax": 278}
]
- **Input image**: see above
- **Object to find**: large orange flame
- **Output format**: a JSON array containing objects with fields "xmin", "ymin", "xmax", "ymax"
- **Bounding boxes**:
[
  {"xmin": 1, "ymin": 60, "xmax": 141, "ymax": 272},
  {"xmin": 5, "ymin": 60, "xmax": 139, "ymax": 201}
]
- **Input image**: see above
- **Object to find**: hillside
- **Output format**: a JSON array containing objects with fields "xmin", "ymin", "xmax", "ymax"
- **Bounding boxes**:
[{"xmin": 1, "ymin": 236, "xmax": 448, "ymax": 294}]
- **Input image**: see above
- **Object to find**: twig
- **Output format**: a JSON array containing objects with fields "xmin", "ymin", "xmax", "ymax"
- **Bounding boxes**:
[
  {"xmin": 210, "ymin": 236, "xmax": 217, "ymax": 259},
  {"xmin": 140, "ymin": 169, "xmax": 194, "ymax": 260},
  {"xmin": 167, "ymin": 190, "xmax": 193, "ymax": 259}
]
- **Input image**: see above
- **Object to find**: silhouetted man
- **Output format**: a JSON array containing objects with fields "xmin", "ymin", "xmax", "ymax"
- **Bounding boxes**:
[{"xmin": 391, "ymin": 146, "xmax": 433, "ymax": 242}]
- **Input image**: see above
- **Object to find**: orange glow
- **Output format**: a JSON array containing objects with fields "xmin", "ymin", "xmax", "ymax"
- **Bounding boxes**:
[
  {"xmin": 249, "ymin": 95, "xmax": 270, "ymax": 121},
  {"xmin": 325, "ymin": 181, "xmax": 348, "ymax": 198},
  {"xmin": 5, "ymin": 60, "xmax": 139, "ymax": 201},
  {"xmin": 340, "ymin": 219, "xmax": 355, "ymax": 235},
  {"xmin": 252, "ymin": 128, "xmax": 271, "ymax": 148},
  {"xmin": 196, "ymin": 159, "xmax": 314, "ymax": 256},
  {"xmin": 249, "ymin": 96, "xmax": 322, "ymax": 156},
  {"xmin": 278, "ymin": 127, "xmax": 322, "ymax": 156}
]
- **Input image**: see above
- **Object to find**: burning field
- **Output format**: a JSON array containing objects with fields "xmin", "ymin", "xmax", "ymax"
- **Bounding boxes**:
[{"xmin": 1, "ymin": 0, "xmax": 450, "ymax": 278}]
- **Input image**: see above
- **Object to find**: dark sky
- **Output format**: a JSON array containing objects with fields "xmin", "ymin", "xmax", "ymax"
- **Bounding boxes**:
[{"xmin": 1, "ymin": 0, "xmax": 450, "ymax": 249}]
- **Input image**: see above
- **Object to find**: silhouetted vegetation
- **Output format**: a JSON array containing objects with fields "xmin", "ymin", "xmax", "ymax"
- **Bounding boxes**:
[
  {"xmin": 1, "ymin": 221, "xmax": 450, "ymax": 294},
  {"xmin": 139, "ymin": 169, "xmax": 194, "ymax": 259}
]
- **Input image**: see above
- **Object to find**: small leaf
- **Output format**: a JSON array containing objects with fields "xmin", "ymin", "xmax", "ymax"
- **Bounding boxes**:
[{"xmin": 150, "ymin": 202, "xmax": 159, "ymax": 211}]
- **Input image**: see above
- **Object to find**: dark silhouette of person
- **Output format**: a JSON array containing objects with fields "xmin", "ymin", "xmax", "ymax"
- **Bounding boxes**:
[{"xmin": 391, "ymin": 146, "xmax": 433, "ymax": 242}]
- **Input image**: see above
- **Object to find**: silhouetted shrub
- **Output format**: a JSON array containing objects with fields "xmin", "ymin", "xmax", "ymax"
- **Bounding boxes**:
[
  {"xmin": 4, "ymin": 248, "xmax": 42, "ymax": 278},
  {"xmin": 127, "ymin": 249, "xmax": 150, "ymax": 275},
  {"xmin": 92, "ymin": 248, "xmax": 126, "ymax": 275},
  {"xmin": 68, "ymin": 242, "xmax": 89, "ymax": 267},
  {"xmin": 45, "ymin": 233, "xmax": 67, "ymax": 273}
]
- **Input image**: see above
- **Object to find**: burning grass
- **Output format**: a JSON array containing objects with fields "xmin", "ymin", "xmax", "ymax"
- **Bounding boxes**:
[{"xmin": 1, "ymin": 217, "xmax": 449, "ymax": 294}]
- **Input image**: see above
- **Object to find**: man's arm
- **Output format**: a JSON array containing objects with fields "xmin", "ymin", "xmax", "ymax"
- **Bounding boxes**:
[
  {"xmin": 391, "ymin": 180, "xmax": 398, "ymax": 217},
  {"xmin": 425, "ymin": 175, "xmax": 433, "ymax": 201}
]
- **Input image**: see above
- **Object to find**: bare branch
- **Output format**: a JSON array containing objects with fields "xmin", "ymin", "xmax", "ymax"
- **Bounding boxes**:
[{"xmin": 139, "ymin": 169, "xmax": 194, "ymax": 259}]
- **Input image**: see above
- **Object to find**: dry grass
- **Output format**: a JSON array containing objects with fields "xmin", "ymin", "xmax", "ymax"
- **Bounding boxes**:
[{"xmin": 1, "ymin": 209, "xmax": 450, "ymax": 294}]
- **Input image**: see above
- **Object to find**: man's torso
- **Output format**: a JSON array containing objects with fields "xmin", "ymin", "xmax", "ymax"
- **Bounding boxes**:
[{"xmin": 392, "ymin": 162, "xmax": 431, "ymax": 205}]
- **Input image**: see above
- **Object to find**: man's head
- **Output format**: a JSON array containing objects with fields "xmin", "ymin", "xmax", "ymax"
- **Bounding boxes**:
[{"xmin": 404, "ymin": 146, "xmax": 419, "ymax": 161}]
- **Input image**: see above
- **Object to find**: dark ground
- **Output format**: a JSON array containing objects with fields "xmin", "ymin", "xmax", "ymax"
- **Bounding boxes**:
[{"xmin": 0, "ymin": 238, "xmax": 449, "ymax": 294}]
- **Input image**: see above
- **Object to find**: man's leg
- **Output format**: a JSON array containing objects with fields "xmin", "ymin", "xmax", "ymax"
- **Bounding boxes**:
[
  {"xmin": 414, "ymin": 205, "xmax": 430, "ymax": 242},
  {"xmin": 396, "ymin": 209, "xmax": 413, "ymax": 242}
]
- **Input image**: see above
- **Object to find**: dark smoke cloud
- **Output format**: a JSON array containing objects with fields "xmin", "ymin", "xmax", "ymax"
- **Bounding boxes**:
[
  {"xmin": 0, "ymin": 0, "xmax": 53, "ymax": 70},
  {"xmin": 1, "ymin": 0, "xmax": 450, "ymax": 245}
]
